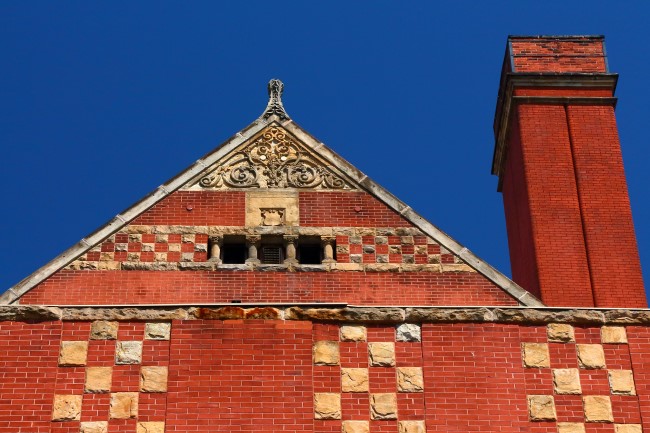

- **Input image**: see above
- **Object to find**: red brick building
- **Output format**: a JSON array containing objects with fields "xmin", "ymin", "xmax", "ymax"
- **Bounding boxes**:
[{"xmin": 0, "ymin": 35, "xmax": 647, "ymax": 433}]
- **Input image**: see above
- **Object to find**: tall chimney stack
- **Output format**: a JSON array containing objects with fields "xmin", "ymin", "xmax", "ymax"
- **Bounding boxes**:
[{"xmin": 493, "ymin": 35, "xmax": 645, "ymax": 307}]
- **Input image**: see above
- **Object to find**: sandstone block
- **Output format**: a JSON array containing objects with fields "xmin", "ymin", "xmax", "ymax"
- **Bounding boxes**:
[
  {"xmin": 137, "ymin": 421, "xmax": 165, "ymax": 433},
  {"xmin": 145, "ymin": 322, "xmax": 171, "ymax": 340},
  {"xmin": 80, "ymin": 421, "xmax": 108, "ymax": 433},
  {"xmin": 615, "ymin": 425, "xmax": 642, "ymax": 433},
  {"xmin": 313, "ymin": 341, "xmax": 340, "ymax": 366},
  {"xmin": 314, "ymin": 393, "xmax": 341, "ymax": 419},
  {"xmin": 547, "ymin": 324, "xmax": 575, "ymax": 343},
  {"xmin": 602, "ymin": 327, "xmax": 628, "ymax": 344},
  {"xmin": 609, "ymin": 370, "xmax": 636, "ymax": 395},
  {"xmin": 396, "ymin": 324, "xmax": 421, "ymax": 342},
  {"xmin": 52, "ymin": 394, "xmax": 82, "ymax": 421},
  {"xmin": 398, "ymin": 420, "xmax": 426, "ymax": 433},
  {"xmin": 370, "ymin": 393, "xmax": 397, "ymax": 420},
  {"xmin": 340, "ymin": 325, "xmax": 367, "ymax": 342},
  {"xmin": 527, "ymin": 395, "xmax": 556, "ymax": 421},
  {"xmin": 90, "ymin": 321, "xmax": 119, "ymax": 340},
  {"xmin": 110, "ymin": 392, "xmax": 139, "ymax": 419},
  {"xmin": 85, "ymin": 367, "xmax": 112, "ymax": 393},
  {"xmin": 369, "ymin": 342, "xmax": 395, "ymax": 367},
  {"xmin": 341, "ymin": 368, "xmax": 369, "ymax": 392},
  {"xmin": 116, "ymin": 341, "xmax": 143, "ymax": 365},
  {"xmin": 553, "ymin": 369, "xmax": 582, "ymax": 395},
  {"xmin": 342, "ymin": 420, "xmax": 369, "ymax": 433},
  {"xmin": 557, "ymin": 423, "xmax": 585, "ymax": 433},
  {"xmin": 58, "ymin": 341, "xmax": 88, "ymax": 366},
  {"xmin": 577, "ymin": 344, "xmax": 606, "ymax": 369},
  {"xmin": 522, "ymin": 343, "xmax": 550, "ymax": 368},
  {"xmin": 397, "ymin": 367, "xmax": 424, "ymax": 392},
  {"xmin": 140, "ymin": 366, "xmax": 168, "ymax": 392},
  {"xmin": 583, "ymin": 395, "xmax": 613, "ymax": 422}
]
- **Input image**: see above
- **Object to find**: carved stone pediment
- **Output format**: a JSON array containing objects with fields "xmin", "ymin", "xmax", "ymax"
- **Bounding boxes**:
[{"xmin": 195, "ymin": 127, "xmax": 354, "ymax": 190}]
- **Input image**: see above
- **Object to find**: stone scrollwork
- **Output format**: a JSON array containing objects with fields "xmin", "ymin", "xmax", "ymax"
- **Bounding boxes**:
[{"xmin": 199, "ymin": 127, "xmax": 354, "ymax": 190}]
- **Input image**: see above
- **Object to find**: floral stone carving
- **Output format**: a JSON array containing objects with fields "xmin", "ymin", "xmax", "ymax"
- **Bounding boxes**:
[{"xmin": 198, "ymin": 127, "xmax": 353, "ymax": 190}]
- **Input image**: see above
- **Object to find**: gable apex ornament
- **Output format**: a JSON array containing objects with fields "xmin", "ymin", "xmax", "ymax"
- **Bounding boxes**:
[{"xmin": 262, "ymin": 79, "xmax": 290, "ymax": 121}]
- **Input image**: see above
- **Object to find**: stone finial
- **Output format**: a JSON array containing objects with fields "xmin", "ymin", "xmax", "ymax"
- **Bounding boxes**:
[{"xmin": 262, "ymin": 79, "xmax": 290, "ymax": 120}]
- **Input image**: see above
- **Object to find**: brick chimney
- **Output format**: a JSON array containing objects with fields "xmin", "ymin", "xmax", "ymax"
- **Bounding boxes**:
[{"xmin": 493, "ymin": 35, "xmax": 646, "ymax": 308}]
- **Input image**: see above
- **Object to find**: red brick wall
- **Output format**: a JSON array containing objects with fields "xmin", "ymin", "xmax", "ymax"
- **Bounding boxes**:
[
  {"xmin": 22, "ymin": 270, "xmax": 517, "ymax": 306},
  {"xmin": 510, "ymin": 37, "xmax": 607, "ymax": 73},
  {"xmin": 299, "ymin": 192, "xmax": 412, "ymax": 227},
  {"xmin": 130, "ymin": 191, "xmax": 245, "ymax": 226}
]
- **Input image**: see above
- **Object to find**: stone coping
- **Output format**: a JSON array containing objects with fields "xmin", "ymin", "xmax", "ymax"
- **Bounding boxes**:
[{"xmin": 3, "ymin": 305, "xmax": 650, "ymax": 325}]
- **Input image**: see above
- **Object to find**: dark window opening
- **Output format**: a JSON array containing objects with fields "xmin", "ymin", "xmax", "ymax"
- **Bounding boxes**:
[
  {"xmin": 261, "ymin": 245, "xmax": 284, "ymax": 264},
  {"xmin": 221, "ymin": 235, "xmax": 247, "ymax": 264},
  {"xmin": 298, "ymin": 236, "xmax": 326, "ymax": 264}
]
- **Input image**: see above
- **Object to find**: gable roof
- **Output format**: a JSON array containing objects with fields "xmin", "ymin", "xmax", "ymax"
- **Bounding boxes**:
[{"xmin": 0, "ymin": 80, "xmax": 544, "ymax": 307}]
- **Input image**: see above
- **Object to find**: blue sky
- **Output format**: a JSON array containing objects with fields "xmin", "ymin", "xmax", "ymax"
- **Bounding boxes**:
[{"xmin": 1, "ymin": 2, "xmax": 649, "ymax": 298}]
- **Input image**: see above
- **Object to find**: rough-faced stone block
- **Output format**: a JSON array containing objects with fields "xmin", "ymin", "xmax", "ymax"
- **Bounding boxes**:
[
  {"xmin": 137, "ymin": 421, "xmax": 165, "ymax": 433},
  {"xmin": 116, "ymin": 341, "xmax": 143, "ymax": 365},
  {"xmin": 85, "ymin": 367, "xmax": 112, "ymax": 393},
  {"xmin": 557, "ymin": 423, "xmax": 585, "ymax": 433},
  {"xmin": 397, "ymin": 367, "xmax": 424, "ymax": 392},
  {"xmin": 370, "ymin": 393, "xmax": 397, "ymax": 420},
  {"xmin": 396, "ymin": 324, "xmax": 421, "ymax": 342},
  {"xmin": 522, "ymin": 343, "xmax": 550, "ymax": 368},
  {"xmin": 583, "ymin": 396, "xmax": 613, "ymax": 422},
  {"xmin": 58, "ymin": 341, "xmax": 89, "ymax": 367},
  {"xmin": 90, "ymin": 321, "xmax": 119, "ymax": 340},
  {"xmin": 615, "ymin": 425, "xmax": 642, "ymax": 433},
  {"xmin": 52, "ymin": 394, "xmax": 82, "ymax": 421},
  {"xmin": 145, "ymin": 323, "xmax": 171, "ymax": 340},
  {"xmin": 398, "ymin": 420, "xmax": 426, "ymax": 433},
  {"xmin": 313, "ymin": 341, "xmax": 340, "ymax": 366},
  {"xmin": 527, "ymin": 395, "xmax": 556, "ymax": 421},
  {"xmin": 369, "ymin": 342, "xmax": 395, "ymax": 367},
  {"xmin": 80, "ymin": 421, "xmax": 108, "ymax": 433},
  {"xmin": 602, "ymin": 327, "xmax": 628, "ymax": 344},
  {"xmin": 577, "ymin": 344, "xmax": 606, "ymax": 369},
  {"xmin": 341, "ymin": 368, "xmax": 369, "ymax": 392},
  {"xmin": 342, "ymin": 420, "xmax": 369, "ymax": 433},
  {"xmin": 553, "ymin": 369, "xmax": 582, "ymax": 395},
  {"xmin": 110, "ymin": 392, "xmax": 139, "ymax": 419},
  {"xmin": 340, "ymin": 326, "xmax": 367, "ymax": 342},
  {"xmin": 314, "ymin": 393, "xmax": 341, "ymax": 419},
  {"xmin": 140, "ymin": 366, "xmax": 168, "ymax": 393},
  {"xmin": 609, "ymin": 370, "xmax": 636, "ymax": 395},
  {"xmin": 547, "ymin": 324, "xmax": 575, "ymax": 343}
]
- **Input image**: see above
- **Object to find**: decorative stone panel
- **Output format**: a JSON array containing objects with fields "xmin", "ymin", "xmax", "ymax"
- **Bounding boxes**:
[
  {"xmin": 58, "ymin": 341, "xmax": 88, "ymax": 366},
  {"xmin": 52, "ymin": 394, "xmax": 82, "ymax": 421},
  {"xmin": 609, "ymin": 370, "xmax": 636, "ymax": 395},
  {"xmin": 397, "ymin": 367, "xmax": 424, "ymax": 392},
  {"xmin": 547, "ymin": 323, "xmax": 575, "ymax": 343},
  {"xmin": 140, "ymin": 366, "xmax": 169, "ymax": 393},
  {"xmin": 341, "ymin": 368, "xmax": 369, "ymax": 393},
  {"xmin": 557, "ymin": 423, "xmax": 585, "ymax": 433},
  {"xmin": 522, "ymin": 343, "xmax": 550, "ymax": 368},
  {"xmin": 396, "ymin": 324, "xmax": 421, "ymax": 342},
  {"xmin": 340, "ymin": 325, "xmax": 367, "ymax": 342},
  {"xmin": 615, "ymin": 425, "xmax": 642, "ymax": 433},
  {"xmin": 314, "ymin": 393, "xmax": 341, "ymax": 419},
  {"xmin": 85, "ymin": 367, "xmax": 112, "ymax": 393},
  {"xmin": 553, "ymin": 369, "xmax": 582, "ymax": 395},
  {"xmin": 313, "ymin": 341, "xmax": 339, "ymax": 366},
  {"xmin": 527, "ymin": 395, "xmax": 556, "ymax": 421},
  {"xmin": 342, "ymin": 420, "xmax": 369, "ymax": 433},
  {"xmin": 115, "ymin": 341, "xmax": 143, "ymax": 365},
  {"xmin": 80, "ymin": 421, "xmax": 108, "ymax": 433},
  {"xmin": 583, "ymin": 396, "xmax": 613, "ymax": 422},
  {"xmin": 110, "ymin": 392, "xmax": 139, "ymax": 419},
  {"xmin": 602, "ymin": 327, "xmax": 628, "ymax": 344},
  {"xmin": 137, "ymin": 422, "xmax": 165, "ymax": 433},
  {"xmin": 145, "ymin": 322, "xmax": 171, "ymax": 340},
  {"xmin": 90, "ymin": 321, "xmax": 118, "ymax": 340},
  {"xmin": 577, "ymin": 344, "xmax": 606, "ymax": 369},
  {"xmin": 398, "ymin": 420, "xmax": 426, "ymax": 433},
  {"xmin": 368, "ymin": 342, "xmax": 395, "ymax": 367},
  {"xmin": 370, "ymin": 393, "xmax": 397, "ymax": 420}
]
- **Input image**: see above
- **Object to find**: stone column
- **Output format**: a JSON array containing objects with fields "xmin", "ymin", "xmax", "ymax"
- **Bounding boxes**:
[
  {"xmin": 245, "ymin": 236, "xmax": 261, "ymax": 264},
  {"xmin": 209, "ymin": 235, "xmax": 222, "ymax": 263},
  {"xmin": 284, "ymin": 235, "xmax": 298, "ymax": 265},
  {"xmin": 322, "ymin": 236, "xmax": 336, "ymax": 264}
]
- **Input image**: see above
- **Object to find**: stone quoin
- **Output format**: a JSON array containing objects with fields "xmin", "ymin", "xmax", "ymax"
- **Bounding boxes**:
[{"xmin": 0, "ymin": 35, "xmax": 647, "ymax": 433}]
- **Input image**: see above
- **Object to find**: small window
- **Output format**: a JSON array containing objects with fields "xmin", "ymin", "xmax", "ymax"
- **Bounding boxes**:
[
  {"xmin": 221, "ymin": 235, "xmax": 247, "ymax": 264},
  {"xmin": 298, "ymin": 236, "xmax": 324, "ymax": 264},
  {"xmin": 260, "ymin": 236, "xmax": 284, "ymax": 264}
]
